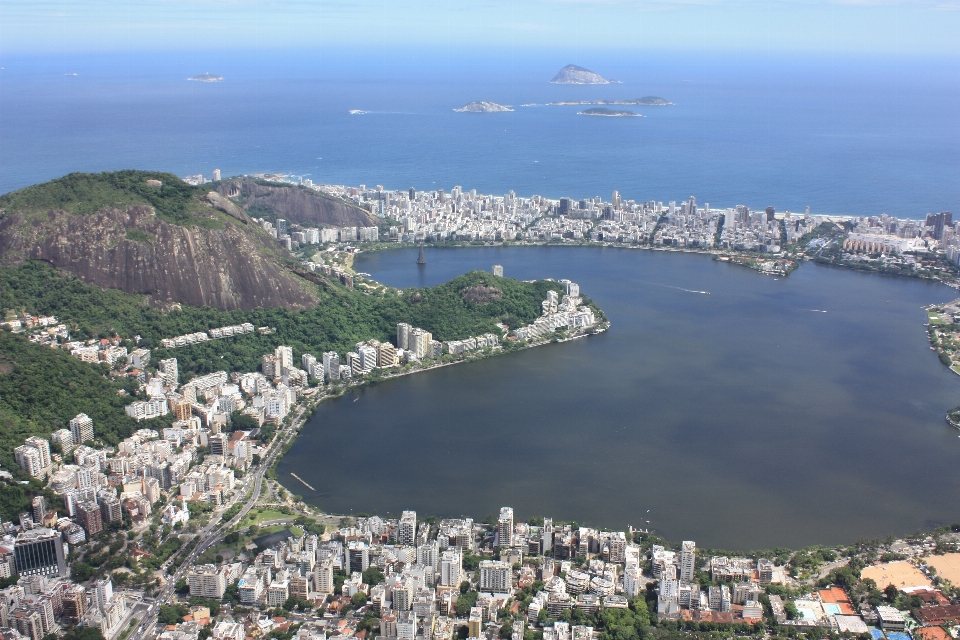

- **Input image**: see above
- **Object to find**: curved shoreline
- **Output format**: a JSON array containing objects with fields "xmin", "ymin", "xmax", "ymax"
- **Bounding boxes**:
[{"xmin": 272, "ymin": 244, "xmax": 959, "ymax": 550}]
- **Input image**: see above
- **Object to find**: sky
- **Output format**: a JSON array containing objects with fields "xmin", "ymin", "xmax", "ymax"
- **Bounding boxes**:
[{"xmin": 1, "ymin": 0, "xmax": 958, "ymax": 57}]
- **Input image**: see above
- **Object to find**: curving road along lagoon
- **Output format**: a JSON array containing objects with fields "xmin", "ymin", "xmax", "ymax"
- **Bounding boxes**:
[{"xmin": 279, "ymin": 246, "xmax": 960, "ymax": 550}]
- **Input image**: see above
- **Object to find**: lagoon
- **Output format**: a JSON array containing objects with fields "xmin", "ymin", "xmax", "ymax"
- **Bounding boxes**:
[{"xmin": 279, "ymin": 246, "xmax": 960, "ymax": 550}]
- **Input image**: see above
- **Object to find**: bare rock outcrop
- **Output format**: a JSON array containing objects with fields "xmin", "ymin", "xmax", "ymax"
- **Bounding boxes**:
[
  {"xmin": 0, "ymin": 205, "xmax": 317, "ymax": 311},
  {"xmin": 219, "ymin": 180, "xmax": 377, "ymax": 228}
]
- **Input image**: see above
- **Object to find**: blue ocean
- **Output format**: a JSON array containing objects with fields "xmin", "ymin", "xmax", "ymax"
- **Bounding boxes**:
[{"xmin": 2, "ymin": 50, "xmax": 958, "ymax": 217}]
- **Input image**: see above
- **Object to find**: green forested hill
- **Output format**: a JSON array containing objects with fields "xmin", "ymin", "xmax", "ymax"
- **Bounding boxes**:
[
  {"xmin": 0, "ymin": 331, "xmax": 139, "ymax": 467},
  {"xmin": 0, "ymin": 170, "xmax": 216, "ymax": 225},
  {"xmin": 0, "ymin": 261, "xmax": 562, "ymax": 377},
  {"xmin": 0, "ymin": 331, "xmax": 141, "ymax": 520},
  {"xmin": 0, "ymin": 260, "xmax": 568, "ymax": 519}
]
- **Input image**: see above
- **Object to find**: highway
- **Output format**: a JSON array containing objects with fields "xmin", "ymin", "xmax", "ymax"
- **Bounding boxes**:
[{"xmin": 127, "ymin": 403, "xmax": 309, "ymax": 640}]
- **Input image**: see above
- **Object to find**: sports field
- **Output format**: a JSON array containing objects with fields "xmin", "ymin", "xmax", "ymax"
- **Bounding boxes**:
[
  {"xmin": 926, "ymin": 553, "xmax": 960, "ymax": 585},
  {"xmin": 861, "ymin": 561, "xmax": 932, "ymax": 590}
]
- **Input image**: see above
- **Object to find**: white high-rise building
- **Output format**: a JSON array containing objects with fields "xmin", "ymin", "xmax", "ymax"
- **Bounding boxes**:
[
  {"xmin": 398, "ymin": 511, "xmax": 417, "ymax": 547},
  {"xmin": 187, "ymin": 564, "xmax": 230, "ymax": 598},
  {"xmin": 15, "ymin": 446, "xmax": 45, "ymax": 479},
  {"xmin": 322, "ymin": 352, "xmax": 340, "ymax": 380},
  {"xmin": 397, "ymin": 611, "xmax": 417, "ymax": 640},
  {"xmin": 302, "ymin": 354, "xmax": 322, "ymax": 381},
  {"xmin": 498, "ymin": 507, "xmax": 514, "ymax": 547},
  {"xmin": 357, "ymin": 344, "xmax": 378, "ymax": 372},
  {"xmin": 409, "ymin": 329, "xmax": 432, "ymax": 359},
  {"xmin": 69, "ymin": 414, "xmax": 94, "ymax": 446},
  {"xmin": 492, "ymin": 265, "xmax": 504, "ymax": 277},
  {"xmin": 679, "ymin": 541, "xmax": 695, "ymax": 582},
  {"xmin": 542, "ymin": 518, "xmax": 553, "ymax": 553},
  {"xmin": 417, "ymin": 541, "xmax": 439, "ymax": 571},
  {"xmin": 94, "ymin": 577, "xmax": 114, "ymax": 611},
  {"xmin": 158, "ymin": 358, "xmax": 179, "ymax": 388},
  {"xmin": 275, "ymin": 346, "xmax": 293, "ymax": 373},
  {"xmin": 24, "ymin": 437, "xmax": 52, "ymax": 469},
  {"xmin": 440, "ymin": 549, "xmax": 462, "ymax": 587},
  {"xmin": 51, "ymin": 429, "xmax": 75, "ymax": 455},
  {"xmin": 624, "ymin": 566, "xmax": 642, "ymax": 598},
  {"xmin": 479, "ymin": 560, "xmax": 512, "ymax": 594},
  {"xmin": 314, "ymin": 559, "xmax": 334, "ymax": 594},
  {"xmin": 397, "ymin": 323, "xmax": 411, "ymax": 350}
]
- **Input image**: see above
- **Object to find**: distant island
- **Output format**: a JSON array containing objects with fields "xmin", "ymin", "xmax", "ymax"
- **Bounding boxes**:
[
  {"xmin": 187, "ymin": 73, "xmax": 222, "ymax": 83},
  {"xmin": 550, "ymin": 64, "xmax": 618, "ymax": 85},
  {"xmin": 578, "ymin": 107, "xmax": 641, "ymax": 117},
  {"xmin": 550, "ymin": 96, "xmax": 672, "ymax": 106},
  {"xmin": 454, "ymin": 101, "xmax": 514, "ymax": 113}
]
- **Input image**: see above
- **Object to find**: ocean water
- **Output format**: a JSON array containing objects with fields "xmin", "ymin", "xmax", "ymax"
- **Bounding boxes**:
[
  {"xmin": 1, "ymin": 50, "xmax": 959, "ymax": 217},
  {"xmin": 280, "ymin": 247, "xmax": 960, "ymax": 550}
]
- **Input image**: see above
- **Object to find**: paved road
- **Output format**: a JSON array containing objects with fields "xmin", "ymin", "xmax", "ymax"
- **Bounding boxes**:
[{"xmin": 128, "ymin": 404, "xmax": 308, "ymax": 640}]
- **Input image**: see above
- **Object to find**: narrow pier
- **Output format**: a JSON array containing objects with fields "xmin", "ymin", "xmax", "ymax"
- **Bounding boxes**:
[{"xmin": 290, "ymin": 473, "xmax": 316, "ymax": 491}]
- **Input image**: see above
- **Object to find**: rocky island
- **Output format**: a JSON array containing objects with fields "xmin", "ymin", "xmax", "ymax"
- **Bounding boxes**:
[
  {"xmin": 578, "ymin": 107, "xmax": 641, "ymax": 117},
  {"xmin": 550, "ymin": 64, "xmax": 617, "ymax": 84},
  {"xmin": 453, "ymin": 101, "xmax": 514, "ymax": 113},
  {"xmin": 187, "ymin": 73, "xmax": 223, "ymax": 82}
]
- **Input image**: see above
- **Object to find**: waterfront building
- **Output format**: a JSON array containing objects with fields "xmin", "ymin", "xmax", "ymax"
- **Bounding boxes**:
[
  {"xmin": 498, "ymin": 507, "xmax": 514, "ymax": 547},
  {"xmin": 757, "ymin": 558, "xmax": 774, "ymax": 584},
  {"xmin": 409, "ymin": 329, "xmax": 433, "ymax": 359},
  {"xmin": 357, "ymin": 343, "xmax": 378, "ymax": 372},
  {"xmin": 398, "ymin": 510, "xmax": 417, "ymax": 546},
  {"xmin": 397, "ymin": 323, "xmax": 411, "ymax": 350},
  {"xmin": 323, "ymin": 351, "xmax": 340, "ymax": 380},
  {"xmin": 679, "ymin": 541, "xmax": 695, "ymax": 582}
]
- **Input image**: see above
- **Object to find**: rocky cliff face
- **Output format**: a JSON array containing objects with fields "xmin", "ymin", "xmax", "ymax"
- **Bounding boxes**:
[
  {"xmin": 219, "ymin": 180, "xmax": 377, "ymax": 228},
  {"xmin": 0, "ymin": 204, "xmax": 318, "ymax": 311}
]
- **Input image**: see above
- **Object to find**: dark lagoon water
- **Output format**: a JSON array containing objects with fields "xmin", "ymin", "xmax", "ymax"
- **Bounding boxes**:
[{"xmin": 278, "ymin": 246, "xmax": 960, "ymax": 550}]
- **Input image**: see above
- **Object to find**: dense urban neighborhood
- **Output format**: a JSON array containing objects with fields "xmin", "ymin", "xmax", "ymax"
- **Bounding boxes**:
[
  {"xmin": 4, "ymin": 273, "xmax": 960, "ymax": 640},
  {"xmin": 235, "ymin": 176, "xmax": 960, "ymax": 284},
  {"xmin": 1, "ymin": 172, "xmax": 959, "ymax": 640}
]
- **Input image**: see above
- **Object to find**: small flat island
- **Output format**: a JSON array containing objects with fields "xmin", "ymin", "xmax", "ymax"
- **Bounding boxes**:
[
  {"xmin": 550, "ymin": 97, "xmax": 672, "ymax": 106},
  {"xmin": 188, "ymin": 73, "xmax": 223, "ymax": 82},
  {"xmin": 454, "ymin": 101, "xmax": 514, "ymax": 113},
  {"xmin": 578, "ymin": 107, "xmax": 641, "ymax": 117}
]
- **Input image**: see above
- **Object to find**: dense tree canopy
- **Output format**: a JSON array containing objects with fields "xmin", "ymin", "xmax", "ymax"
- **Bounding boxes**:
[{"xmin": 0, "ymin": 261, "xmax": 564, "ymax": 378}]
